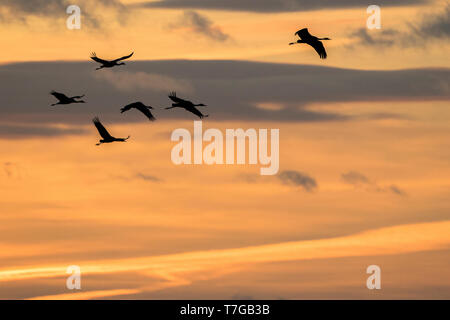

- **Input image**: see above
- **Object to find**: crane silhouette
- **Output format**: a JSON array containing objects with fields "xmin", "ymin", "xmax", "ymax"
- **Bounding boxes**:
[
  {"xmin": 165, "ymin": 91, "xmax": 208, "ymax": 119},
  {"xmin": 289, "ymin": 28, "xmax": 331, "ymax": 59},
  {"xmin": 120, "ymin": 102, "xmax": 156, "ymax": 121},
  {"xmin": 92, "ymin": 117, "xmax": 130, "ymax": 146},
  {"xmin": 50, "ymin": 91, "xmax": 85, "ymax": 106},
  {"xmin": 90, "ymin": 52, "xmax": 134, "ymax": 70}
]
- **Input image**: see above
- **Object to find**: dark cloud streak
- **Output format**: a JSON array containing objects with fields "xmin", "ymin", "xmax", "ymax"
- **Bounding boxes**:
[
  {"xmin": 136, "ymin": 173, "xmax": 161, "ymax": 182},
  {"xmin": 278, "ymin": 170, "xmax": 317, "ymax": 192},
  {"xmin": 0, "ymin": 60, "xmax": 448, "ymax": 127},
  {"xmin": 137, "ymin": 0, "xmax": 428, "ymax": 13}
]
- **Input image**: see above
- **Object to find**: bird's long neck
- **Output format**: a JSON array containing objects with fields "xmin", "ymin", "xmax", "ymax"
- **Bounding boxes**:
[{"xmin": 319, "ymin": 37, "xmax": 331, "ymax": 40}]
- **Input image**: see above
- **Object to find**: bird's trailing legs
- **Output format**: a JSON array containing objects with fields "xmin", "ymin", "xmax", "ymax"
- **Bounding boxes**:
[
  {"xmin": 71, "ymin": 95, "xmax": 85, "ymax": 99},
  {"xmin": 96, "ymin": 136, "xmax": 130, "ymax": 146}
]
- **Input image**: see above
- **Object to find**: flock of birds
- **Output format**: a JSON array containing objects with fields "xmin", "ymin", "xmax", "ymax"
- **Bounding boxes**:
[{"xmin": 49, "ymin": 28, "xmax": 330, "ymax": 146}]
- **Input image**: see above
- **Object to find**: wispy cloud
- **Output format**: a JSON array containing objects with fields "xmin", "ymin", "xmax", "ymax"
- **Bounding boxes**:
[
  {"xmin": 169, "ymin": 10, "xmax": 230, "ymax": 42},
  {"xmin": 341, "ymin": 171, "xmax": 406, "ymax": 196},
  {"xmin": 28, "ymin": 289, "xmax": 141, "ymax": 300},
  {"xmin": 350, "ymin": 28, "xmax": 400, "ymax": 47},
  {"xmin": 351, "ymin": 4, "xmax": 450, "ymax": 47},
  {"xmin": 278, "ymin": 170, "xmax": 317, "ymax": 192},
  {"xmin": 136, "ymin": 173, "xmax": 161, "ymax": 182},
  {"xmin": 389, "ymin": 184, "xmax": 407, "ymax": 196},
  {"xmin": 1, "ymin": 220, "xmax": 448, "ymax": 299},
  {"xmin": 410, "ymin": 3, "xmax": 450, "ymax": 40},
  {"xmin": 3, "ymin": 162, "xmax": 14, "ymax": 178},
  {"xmin": 113, "ymin": 172, "xmax": 161, "ymax": 183},
  {"xmin": 341, "ymin": 171, "xmax": 370, "ymax": 185},
  {"xmin": 2, "ymin": 162, "xmax": 27, "ymax": 179},
  {"xmin": 0, "ymin": 0, "xmax": 129, "ymax": 29},
  {"xmin": 238, "ymin": 170, "xmax": 318, "ymax": 192},
  {"xmin": 0, "ymin": 124, "xmax": 86, "ymax": 139},
  {"xmin": 93, "ymin": 70, "xmax": 193, "ymax": 93}
]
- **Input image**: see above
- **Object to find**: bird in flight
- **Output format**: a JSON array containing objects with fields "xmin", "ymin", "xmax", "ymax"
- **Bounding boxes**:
[
  {"xmin": 92, "ymin": 117, "xmax": 130, "ymax": 146},
  {"xmin": 50, "ymin": 91, "xmax": 85, "ymax": 106},
  {"xmin": 289, "ymin": 28, "xmax": 331, "ymax": 59},
  {"xmin": 166, "ymin": 92, "xmax": 208, "ymax": 119},
  {"xmin": 120, "ymin": 102, "xmax": 156, "ymax": 121},
  {"xmin": 90, "ymin": 52, "xmax": 134, "ymax": 70}
]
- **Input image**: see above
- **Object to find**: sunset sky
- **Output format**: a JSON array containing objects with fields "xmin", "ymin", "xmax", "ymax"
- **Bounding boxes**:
[{"xmin": 0, "ymin": 0, "xmax": 449, "ymax": 299}]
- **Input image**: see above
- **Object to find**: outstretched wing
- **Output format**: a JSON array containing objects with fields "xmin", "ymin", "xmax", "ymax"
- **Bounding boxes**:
[
  {"xmin": 136, "ymin": 105, "xmax": 156, "ymax": 121},
  {"xmin": 120, "ymin": 102, "xmax": 136, "ymax": 113},
  {"xmin": 120, "ymin": 102, "xmax": 155, "ymax": 121},
  {"xmin": 295, "ymin": 28, "xmax": 312, "ymax": 40},
  {"xmin": 50, "ymin": 91, "xmax": 69, "ymax": 101},
  {"xmin": 309, "ymin": 40, "xmax": 327, "ymax": 59},
  {"xmin": 113, "ymin": 52, "xmax": 134, "ymax": 62},
  {"xmin": 92, "ymin": 117, "xmax": 114, "ymax": 139},
  {"xmin": 90, "ymin": 52, "xmax": 109, "ymax": 64},
  {"xmin": 168, "ymin": 91, "xmax": 188, "ymax": 104},
  {"xmin": 185, "ymin": 106, "xmax": 207, "ymax": 119}
]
